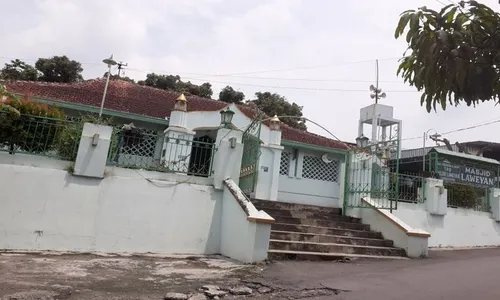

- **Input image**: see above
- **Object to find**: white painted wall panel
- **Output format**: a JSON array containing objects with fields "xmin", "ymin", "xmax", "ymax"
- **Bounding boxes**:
[
  {"xmin": 277, "ymin": 147, "xmax": 341, "ymax": 207},
  {"xmin": 0, "ymin": 163, "xmax": 222, "ymax": 254},
  {"xmin": 393, "ymin": 202, "xmax": 500, "ymax": 248}
]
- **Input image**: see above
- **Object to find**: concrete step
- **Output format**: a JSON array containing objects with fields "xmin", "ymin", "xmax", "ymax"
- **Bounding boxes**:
[
  {"xmin": 270, "ymin": 230, "xmax": 394, "ymax": 248},
  {"xmin": 272, "ymin": 223, "xmax": 383, "ymax": 239},
  {"xmin": 260, "ymin": 208, "xmax": 361, "ymax": 223},
  {"xmin": 269, "ymin": 240, "xmax": 406, "ymax": 257},
  {"xmin": 272, "ymin": 216, "xmax": 370, "ymax": 230},
  {"xmin": 268, "ymin": 249, "xmax": 408, "ymax": 261},
  {"xmin": 253, "ymin": 200, "xmax": 342, "ymax": 215}
]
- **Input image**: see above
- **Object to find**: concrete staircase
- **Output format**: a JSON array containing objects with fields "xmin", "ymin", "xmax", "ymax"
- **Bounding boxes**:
[{"xmin": 253, "ymin": 200, "xmax": 407, "ymax": 260}]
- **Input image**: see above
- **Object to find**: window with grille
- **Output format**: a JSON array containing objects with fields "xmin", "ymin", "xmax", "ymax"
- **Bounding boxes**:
[
  {"xmin": 301, "ymin": 155, "xmax": 339, "ymax": 182},
  {"xmin": 280, "ymin": 151, "xmax": 291, "ymax": 176}
]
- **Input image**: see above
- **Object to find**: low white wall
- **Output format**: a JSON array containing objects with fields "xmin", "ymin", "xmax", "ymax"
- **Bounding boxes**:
[
  {"xmin": 0, "ymin": 163, "xmax": 222, "ymax": 254},
  {"xmin": 357, "ymin": 198, "xmax": 429, "ymax": 258},
  {"xmin": 393, "ymin": 202, "xmax": 500, "ymax": 248},
  {"xmin": 220, "ymin": 179, "xmax": 273, "ymax": 263}
]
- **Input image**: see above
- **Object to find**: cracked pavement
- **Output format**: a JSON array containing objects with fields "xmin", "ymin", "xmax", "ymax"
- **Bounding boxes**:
[{"xmin": 1, "ymin": 248, "xmax": 500, "ymax": 299}]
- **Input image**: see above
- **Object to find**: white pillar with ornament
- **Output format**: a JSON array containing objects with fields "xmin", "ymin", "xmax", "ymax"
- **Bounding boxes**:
[
  {"xmin": 254, "ymin": 115, "xmax": 284, "ymax": 201},
  {"xmin": 212, "ymin": 107, "xmax": 244, "ymax": 189},
  {"xmin": 162, "ymin": 93, "xmax": 195, "ymax": 173}
]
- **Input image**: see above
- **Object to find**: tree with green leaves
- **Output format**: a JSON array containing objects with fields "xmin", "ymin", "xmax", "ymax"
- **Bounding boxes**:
[
  {"xmin": 219, "ymin": 86, "xmax": 245, "ymax": 103},
  {"xmin": 0, "ymin": 59, "xmax": 39, "ymax": 81},
  {"xmin": 139, "ymin": 73, "xmax": 213, "ymax": 98},
  {"xmin": 104, "ymin": 72, "xmax": 136, "ymax": 83},
  {"xmin": 249, "ymin": 92, "xmax": 307, "ymax": 130},
  {"xmin": 139, "ymin": 73, "xmax": 180, "ymax": 90},
  {"xmin": 35, "ymin": 55, "xmax": 83, "ymax": 83},
  {"xmin": 395, "ymin": 1, "xmax": 500, "ymax": 112},
  {"xmin": 179, "ymin": 81, "xmax": 213, "ymax": 98}
]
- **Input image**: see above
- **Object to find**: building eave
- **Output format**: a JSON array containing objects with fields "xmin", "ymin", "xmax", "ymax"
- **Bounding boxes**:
[
  {"xmin": 281, "ymin": 139, "xmax": 348, "ymax": 155},
  {"xmin": 16, "ymin": 93, "xmax": 169, "ymax": 126}
]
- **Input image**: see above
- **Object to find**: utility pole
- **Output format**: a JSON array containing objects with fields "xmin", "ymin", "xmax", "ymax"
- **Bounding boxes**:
[{"xmin": 117, "ymin": 61, "xmax": 128, "ymax": 77}]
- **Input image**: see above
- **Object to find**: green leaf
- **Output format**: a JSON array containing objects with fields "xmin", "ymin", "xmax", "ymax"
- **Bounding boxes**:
[
  {"xmin": 439, "ymin": 4, "xmax": 455, "ymax": 16},
  {"xmin": 426, "ymin": 95, "xmax": 432, "ymax": 112},
  {"xmin": 395, "ymin": 13, "xmax": 412, "ymax": 38},
  {"xmin": 420, "ymin": 93, "xmax": 426, "ymax": 105},
  {"xmin": 444, "ymin": 7, "xmax": 458, "ymax": 23}
]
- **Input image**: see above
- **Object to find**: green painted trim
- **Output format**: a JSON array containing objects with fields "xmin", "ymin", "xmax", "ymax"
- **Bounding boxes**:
[
  {"xmin": 281, "ymin": 139, "xmax": 348, "ymax": 156},
  {"xmin": 14, "ymin": 93, "xmax": 169, "ymax": 126},
  {"xmin": 342, "ymin": 151, "xmax": 350, "ymax": 216}
]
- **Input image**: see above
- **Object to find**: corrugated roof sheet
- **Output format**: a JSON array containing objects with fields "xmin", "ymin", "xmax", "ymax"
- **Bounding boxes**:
[
  {"xmin": 431, "ymin": 148, "xmax": 500, "ymax": 165},
  {"xmin": 401, "ymin": 145, "xmax": 460, "ymax": 159}
]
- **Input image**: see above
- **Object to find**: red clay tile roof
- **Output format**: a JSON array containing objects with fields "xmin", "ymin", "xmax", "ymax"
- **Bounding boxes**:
[{"xmin": 2, "ymin": 79, "xmax": 350, "ymax": 150}]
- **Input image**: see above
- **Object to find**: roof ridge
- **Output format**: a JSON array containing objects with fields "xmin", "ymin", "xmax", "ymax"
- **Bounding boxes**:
[
  {"xmin": 76, "ymin": 78, "xmax": 233, "ymax": 107},
  {"xmin": 0, "ymin": 79, "xmax": 71, "ymax": 87}
]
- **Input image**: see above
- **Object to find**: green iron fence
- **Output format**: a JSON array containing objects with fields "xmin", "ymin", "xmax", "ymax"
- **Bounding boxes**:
[
  {"xmin": 396, "ymin": 172, "xmax": 424, "ymax": 203},
  {"xmin": 445, "ymin": 182, "xmax": 490, "ymax": 212},
  {"xmin": 344, "ymin": 152, "xmax": 394, "ymax": 209},
  {"xmin": 107, "ymin": 128, "xmax": 216, "ymax": 177},
  {"xmin": 239, "ymin": 115, "xmax": 262, "ymax": 195},
  {"xmin": 0, "ymin": 112, "xmax": 82, "ymax": 161}
]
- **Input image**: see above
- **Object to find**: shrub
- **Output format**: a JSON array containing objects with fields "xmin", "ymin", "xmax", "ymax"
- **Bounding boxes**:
[
  {"xmin": 446, "ymin": 183, "xmax": 485, "ymax": 209},
  {"xmin": 0, "ymin": 96, "xmax": 65, "ymax": 154},
  {"xmin": 56, "ymin": 114, "xmax": 116, "ymax": 161}
]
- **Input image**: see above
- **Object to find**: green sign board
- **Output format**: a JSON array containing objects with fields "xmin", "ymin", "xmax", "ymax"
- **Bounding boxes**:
[{"xmin": 437, "ymin": 160, "xmax": 496, "ymax": 187}]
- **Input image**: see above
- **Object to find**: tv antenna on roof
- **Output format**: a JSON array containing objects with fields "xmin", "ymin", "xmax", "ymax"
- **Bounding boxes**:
[{"xmin": 117, "ymin": 61, "xmax": 128, "ymax": 77}]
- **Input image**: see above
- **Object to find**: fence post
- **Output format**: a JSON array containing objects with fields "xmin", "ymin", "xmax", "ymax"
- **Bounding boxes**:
[
  {"xmin": 73, "ymin": 123, "xmax": 113, "ymax": 178},
  {"xmin": 489, "ymin": 188, "xmax": 500, "ymax": 221},
  {"xmin": 425, "ymin": 178, "xmax": 447, "ymax": 216}
]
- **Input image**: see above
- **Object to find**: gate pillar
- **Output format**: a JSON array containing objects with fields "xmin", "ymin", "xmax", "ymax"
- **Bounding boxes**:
[
  {"xmin": 254, "ymin": 144, "xmax": 283, "ymax": 201},
  {"xmin": 212, "ymin": 128, "xmax": 244, "ymax": 190},
  {"xmin": 254, "ymin": 116, "xmax": 282, "ymax": 201}
]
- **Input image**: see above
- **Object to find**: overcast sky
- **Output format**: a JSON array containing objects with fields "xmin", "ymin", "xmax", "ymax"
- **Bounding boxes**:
[{"xmin": 1, "ymin": 0, "xmax": 499, "ymax": 149}]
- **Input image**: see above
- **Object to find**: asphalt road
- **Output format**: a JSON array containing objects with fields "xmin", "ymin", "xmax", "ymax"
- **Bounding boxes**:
[{"xmin": 261, "ymin": 248, "xmax": 500, "ymax": 300}]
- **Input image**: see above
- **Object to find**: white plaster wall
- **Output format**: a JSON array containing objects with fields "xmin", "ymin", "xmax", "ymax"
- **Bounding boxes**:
[
  {"xmin": 360, "ymin": 208, "xmax": 410, "ymax": 254},
  {"xmin": 255, "ymin": 145, "xmax": 282, "ymax": 201},
  {"xmin": 277, "ymin": 147, "xmax": 342, "ymax": 207},
  {"xmin": 220, "ymin": 186, "xmax": 257, "ymax": 263},
  {"xmin": 278, "ymin": 178, "xmax": 340, "ymax": 207},
  {"xmin": 360, "ymin": 204, "xmax": 428, "ymax": 258},
  {"xmin": 187, "ymin": 108, "xmax": 271, "ymax": 145},
  {"xmin": 220, "ymin": 181, "xmax": 272, "ymax": 263},
  {"xmin": 0, "ymin": 163, "xmax": 222, "ymax": 254},
  {"xmin": 393, "ymin": 202, "xmax": 500, "ymax": 248},
  {"xmin": 212, "ymin": 129, "xmax": 244, "ymax": 190}
]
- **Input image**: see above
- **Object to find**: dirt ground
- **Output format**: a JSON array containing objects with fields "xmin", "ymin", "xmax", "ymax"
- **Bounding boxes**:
[
  {"xmin": 0, "ymin": 252, "xmax": 266, "ymax": 300},
  {"xmin": 1, "ymin": 248, "xmax": 500, "ymax": 300}
]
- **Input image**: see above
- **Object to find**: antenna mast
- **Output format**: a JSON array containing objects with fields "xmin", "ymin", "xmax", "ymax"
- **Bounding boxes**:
[{"xmin": 117, "ymin": 61, "xmax": 128, "ymax": 77}]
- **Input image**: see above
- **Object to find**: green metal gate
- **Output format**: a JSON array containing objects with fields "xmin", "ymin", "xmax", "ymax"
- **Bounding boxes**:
[
  {"xmin": 344, "ymin": 138, "xmax": 402, "ymax": 211},
  {"xmin": 239, "ymin": 116, "xmax": 262, "ymax": 195}
]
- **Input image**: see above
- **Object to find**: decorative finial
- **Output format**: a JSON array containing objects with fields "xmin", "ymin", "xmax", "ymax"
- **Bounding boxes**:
[
  {"xmin": 174, "ymin": 93, "xmax": 188, "ymax": 111},
  {"xmin": 270, "ymin": 115, "xmax": 280, "ymax": 122},
  {"xmin": 269, "ymin": 115, "xmax": 281, "ymax": 131}
]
